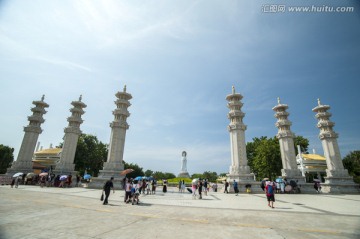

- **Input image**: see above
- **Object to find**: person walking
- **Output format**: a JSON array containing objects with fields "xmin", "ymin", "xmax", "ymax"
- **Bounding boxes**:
[
  {"xmin": 162, "ymin": 179, "xmax": 167, "ymax": 193},
  {"xmin": 181, "ymin": 180, "xmax": 185, "ymax": 193},
  {"xmin": 198, "ymin": 179, "xmax": 203, "ymax": 199},
  {"xmin": 151, "ymin": 179, "xmax": 157, "ymax": 194},
  {"xmin": 124, "ymin": 178, "xmax": 132, "ymax": 203},
  {"xmin": 102, "ymin": 177, "xmax": 115, "ymax": 205},
  {"xmin": 233, "ymin": 180, "xmax": 239, "ymax": 196},
  {"xmin": 191, "ymin": 181, "xmax": 197, "ymax": 199},
  {"xmin": 224, "ymin": 180, "xmax": 229, "ymax": 193},
  {"xmin": 203, "ymin": 179, "xmax": 208, "ymax": 196},
  {"xmin": 265, "ymin": 181, "xmax": 275, "ymax": 208}
]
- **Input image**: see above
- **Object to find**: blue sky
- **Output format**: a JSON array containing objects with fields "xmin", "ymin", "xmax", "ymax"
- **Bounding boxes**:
[{"xmin": 1, "ymin": 0, "xmax": 359, "ymax": 175}]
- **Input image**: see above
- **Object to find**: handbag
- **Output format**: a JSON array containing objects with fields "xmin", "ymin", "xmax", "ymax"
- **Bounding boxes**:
[{"xmin": 100, "ymin": 192, "xmax": 104, "ymax": 201}]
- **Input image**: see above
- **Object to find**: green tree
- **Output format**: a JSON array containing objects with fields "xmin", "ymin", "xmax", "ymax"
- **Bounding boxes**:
[
  {"xmin": 202, "ymin": 171, "xmax": 218, "ymax": 182},
  {"xmin": 70, "ymin": 134, "xmax": 108, "ymax": 177},
  {"xmin": 294, "ymin": 135, "xmax": 309, "ymax": 154},
  {"xmin": 152, "ymin": 171, "xmax": 165, "ymax": 180},
  {"xmin": 163, "ymin": 172, "xmax": 176, "ymax": 179},
  {"xmin": 247, "ymin": 137, "xmax": 282, "ymax": 181},
  {"xmin": 247, "ymin": 136, "xmax": 267, "ymax": 171},
  {"xmin": 0, "ymin": 144, "xmax": 14, "ymax": 174},
  {"xmin": 191, "ymin": 173, "xmax": 203, "ymax": 179},
  {"xmin": 144, "ymin": 169, "xmax": 154, "ymax": 177},
  {"xmin": 343, "ymin": 151, "xmax": 360, "ymax": 184},
  {"xmin": 247, "ymin": 135, "xmax": 310, "ymax": 180},
  {"xmin": 124, "ymin": 162, "xmax": 144, "ymax": 179}
]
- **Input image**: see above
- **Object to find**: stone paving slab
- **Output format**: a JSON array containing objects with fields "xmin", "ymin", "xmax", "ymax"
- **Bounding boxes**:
[{"xmin": 0, "ymin": 185, "xmax": 359, "ymax": 239}]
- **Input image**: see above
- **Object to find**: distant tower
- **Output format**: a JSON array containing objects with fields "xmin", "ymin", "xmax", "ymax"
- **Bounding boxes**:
[
  {"xmin": 7, "ymin": 95, "xmax": 49, "ymax": 175},
  {"xmin": 98, "ymin": 85, "xmax": 132, "ymax": 178},
  {"xmin": 178, "ymin": 151, "xmax": 190, "ymax": 178},
  {"xmin": 312, "ymin": 99, "xmax": 354, "ymax": 184},
  {"xmin": 272, "ymin": 97, "xmax": 304, "ymax": 181},
  {"xmin": 226, "ymin": 86, "xmax": 254, "ymax": 182},
  {"xmin": 54, "ymin": 95, "xmax": 86, "ymax": 175}
]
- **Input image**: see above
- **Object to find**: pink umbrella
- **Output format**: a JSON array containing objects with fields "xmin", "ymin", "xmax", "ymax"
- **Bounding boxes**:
[{"xmin": 120, "ymin": 169, "xmax": 134, "ymax": 176}]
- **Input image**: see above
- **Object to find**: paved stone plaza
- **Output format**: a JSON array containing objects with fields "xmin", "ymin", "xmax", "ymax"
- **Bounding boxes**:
[{"xmin": 0, "ymin": 185, "xmax": 359, "ymax": 239}]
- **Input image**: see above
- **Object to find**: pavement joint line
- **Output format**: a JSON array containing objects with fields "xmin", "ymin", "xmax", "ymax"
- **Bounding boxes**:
[
  {"xmin": 322, "ymin": 195, "xmax": 360, "ymax": 202},
  {"xmin": 127, "ymin": 212, "xmax": 209, "ymax": 224},
  {"xmin": 296, "ymin": 228, "xmax": 341, "ymax": 235},
  {"xmin": 236, "ymin": 223, "xmax": 272, "ymax": 229},
  {"xmin": 301, "ymin": 205, "xmax": 339, "ymax": 215}
]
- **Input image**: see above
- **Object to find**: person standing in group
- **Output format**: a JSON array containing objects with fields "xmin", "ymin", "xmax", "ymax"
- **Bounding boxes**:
[
  {"xmin": 162, "ymin": 179, "xmax": 167, "ymax": 193},
  {"xmin": 233, "ymin": 180, "xmax": 239, "ymax": 196},
  {"xmin": 124, "ymin": 178, "xmax": 132, "ymax": 203},
  {"xmin": 181, "ymin": 180, "xmax": 186, "ymax": 193},
  {"xmin": 14, "ymin": 176, "xmax": 20, "ymax": 188},
  {"xmin": 192, "ymin": 181, "xmax": 197, "ymax": 199},
  {"xmin": 212, "ymin": 182, "xmax": 218, "ymax": 192},
  {"xmin": 102, "ymin": 177, "xmax": 115, "ymax": 205},
  {"xmin": 265, "ymin": 180, "xmax": 275, "ymax": 208},
  {"xmin": 224, "ymin": 180, "xmax": 229, "ymax": 193},
  {"xmin": 198, "ymin": 179, "xmax": 203, "ymax": 199},
  {"xmin": 151, "ymin": 179, "xmax": 157, "ymax": 194},
  {"xmin": 203, "ymin": 179, "xmax": 208, "ymax": 196}
]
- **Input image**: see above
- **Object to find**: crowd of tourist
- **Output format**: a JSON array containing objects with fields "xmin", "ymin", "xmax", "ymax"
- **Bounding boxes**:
[{"xmin": 10, "ymin": 172, "xmax": 82, "ymax": 188}]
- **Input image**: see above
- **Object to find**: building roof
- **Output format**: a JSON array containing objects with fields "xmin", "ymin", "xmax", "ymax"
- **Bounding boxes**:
[
  {"xmin": 301, "ymin": 154, "xmax": 326, "ymax": 161},
  {"xmin": 34, "ymin": 148, "xmax": 62, "ymax": 155}
]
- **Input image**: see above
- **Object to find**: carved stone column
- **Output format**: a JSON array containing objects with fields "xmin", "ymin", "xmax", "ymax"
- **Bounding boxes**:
[
  {"xmin": 272, "ymin": 97, "xmax": 304, "ymax": 182},
  {"xmin": 54, "ymin": 95, "xmax": 86, "ymax": 175},
  {"xmin": 7, "ymin": 95, "xmax": 49, "ymax": 175},
  {"xmin": 226, "ymin": 86, "xmax": 254, "ymax": 183}
]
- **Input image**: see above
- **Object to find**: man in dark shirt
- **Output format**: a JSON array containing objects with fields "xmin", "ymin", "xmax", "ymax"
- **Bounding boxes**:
[{"xmin": 103, "ymin": 177, "xmax": 115, "ymax": 205}]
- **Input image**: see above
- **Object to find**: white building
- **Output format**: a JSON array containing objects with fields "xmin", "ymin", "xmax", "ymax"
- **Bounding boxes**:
[{"xmin": 296, "ymin": 147, "xmax": 327, "ymax": 182}]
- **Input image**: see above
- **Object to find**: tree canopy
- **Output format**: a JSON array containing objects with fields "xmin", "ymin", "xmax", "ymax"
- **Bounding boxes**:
[
  {"xmin": 191, "ymin": 171, "xmax": 218, "ymax": 182},
  {"xmin": 247, "ymin": 135, "xmax": 309, "ymax": 181},
  {"xmin": 124, "ymin": 162, "xmax": 144, "ymax": 178},
  {"xmin": 70, "ymin": 134, "xmax": 108, "ymax": 177},
  {"xmin": 0, "ymin": 144, "xmax": 14, "ymax": 174},
  {"xmin": 342, "ymin": 151, "xmax": 360, "ymax": 184}
]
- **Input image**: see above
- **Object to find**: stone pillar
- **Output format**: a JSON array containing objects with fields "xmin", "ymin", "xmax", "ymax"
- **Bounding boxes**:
[
  {"xmin": 54, "ymin": 95, "xmax": 86, "ymax": 175},
  {"xmin": 226, "ymin": 86, "xmax": 254, "ymax": 183},
  {"xmin": 272, "ymin": 97, "xmax": 304, "ymax": 182},
  {"xmin": 7, "ymin": 95, "xmax": 49, "ymax": 175},
  {"xmin": 312, "ymin": 99, "xmax": 354, "ymax": 185},
  {"xmin": 178, "ymin": 151, "xmax": 190, "ymax": 178},
  {"xmin": 90, "ymin": 85, "xmax": 132, "ymax": 189}
]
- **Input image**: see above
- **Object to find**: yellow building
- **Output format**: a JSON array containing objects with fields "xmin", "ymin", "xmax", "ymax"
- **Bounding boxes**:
[
  {"xmin": 32, "ymin": 148, "xmax": 62, "ymax": 174},
  {"xmin": 296, "ymin": 153, "xmax": 327, "ymax": 182}
]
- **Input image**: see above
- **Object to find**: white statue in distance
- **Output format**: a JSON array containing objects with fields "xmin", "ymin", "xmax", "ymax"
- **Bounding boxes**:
[{"xmin": 181, "ymin": 151, "xmax": 187, "ymax": 172}]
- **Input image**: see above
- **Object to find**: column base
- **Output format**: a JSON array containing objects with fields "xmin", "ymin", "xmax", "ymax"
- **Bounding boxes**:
[
  {"xmin": 102, "ymin": 162, "xmax": 124, "ymax": 172},
  {"xmin": 6, "ymin": 162, "xmax": 34, "ymax": 176},
  {"xmin": 281, "ymin": 169, "xmax": 306, "ymax": 184},
  {"xmin": 53, "ymin": 162, "xmax": 76, "ymax": 175},
  {"xmin": 88, "ymin": 176, "xmax": 125, "ymax": 189},
  {"xmin": 324, "ymin": 175, "xmax": 356, "ymax": 185},
  {"xmin": 325, "ymin": 169, "xmax": 351, "ymax": 178},
  {"xmin": 227, "ymin": 173, "xmax": 256, "ymax": 183}
]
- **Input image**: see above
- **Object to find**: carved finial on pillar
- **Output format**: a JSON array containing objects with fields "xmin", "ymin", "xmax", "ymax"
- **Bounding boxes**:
[
  {"xmin": 79, "ymin": 95, "xmax": 82, "ymax": 102},
  {"xmin": 277, "ymin": 97, "xmax": 281, "ymax": 105},
  {"xmin": 317, "ymin": 98, "xmax": 321, "ymax": 106},
  {"xmin": 41, "ymin": 95, "xmax": 45, "ymax": 101},
  {"xmin": 232, "ymin": 86, "xmax": 235, "ymax": 94},
  {"xmin": 123, "ymin": 85, "xmax": 127, "ymax": 92}
]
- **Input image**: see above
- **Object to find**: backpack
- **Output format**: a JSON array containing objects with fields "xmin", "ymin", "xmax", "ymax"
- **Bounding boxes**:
[
  {"xmin": 267, "ymin": 185, "xmax": 274, "ymax": 195},
  {"xmin": 104, "ymin": 181, "xmax": 112, "ymax": 191}
]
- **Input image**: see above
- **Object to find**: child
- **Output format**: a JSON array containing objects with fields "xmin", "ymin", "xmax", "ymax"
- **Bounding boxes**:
[{"xmin": 265, "ymin": 181, "xmax": 275, "ymax": 208}]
